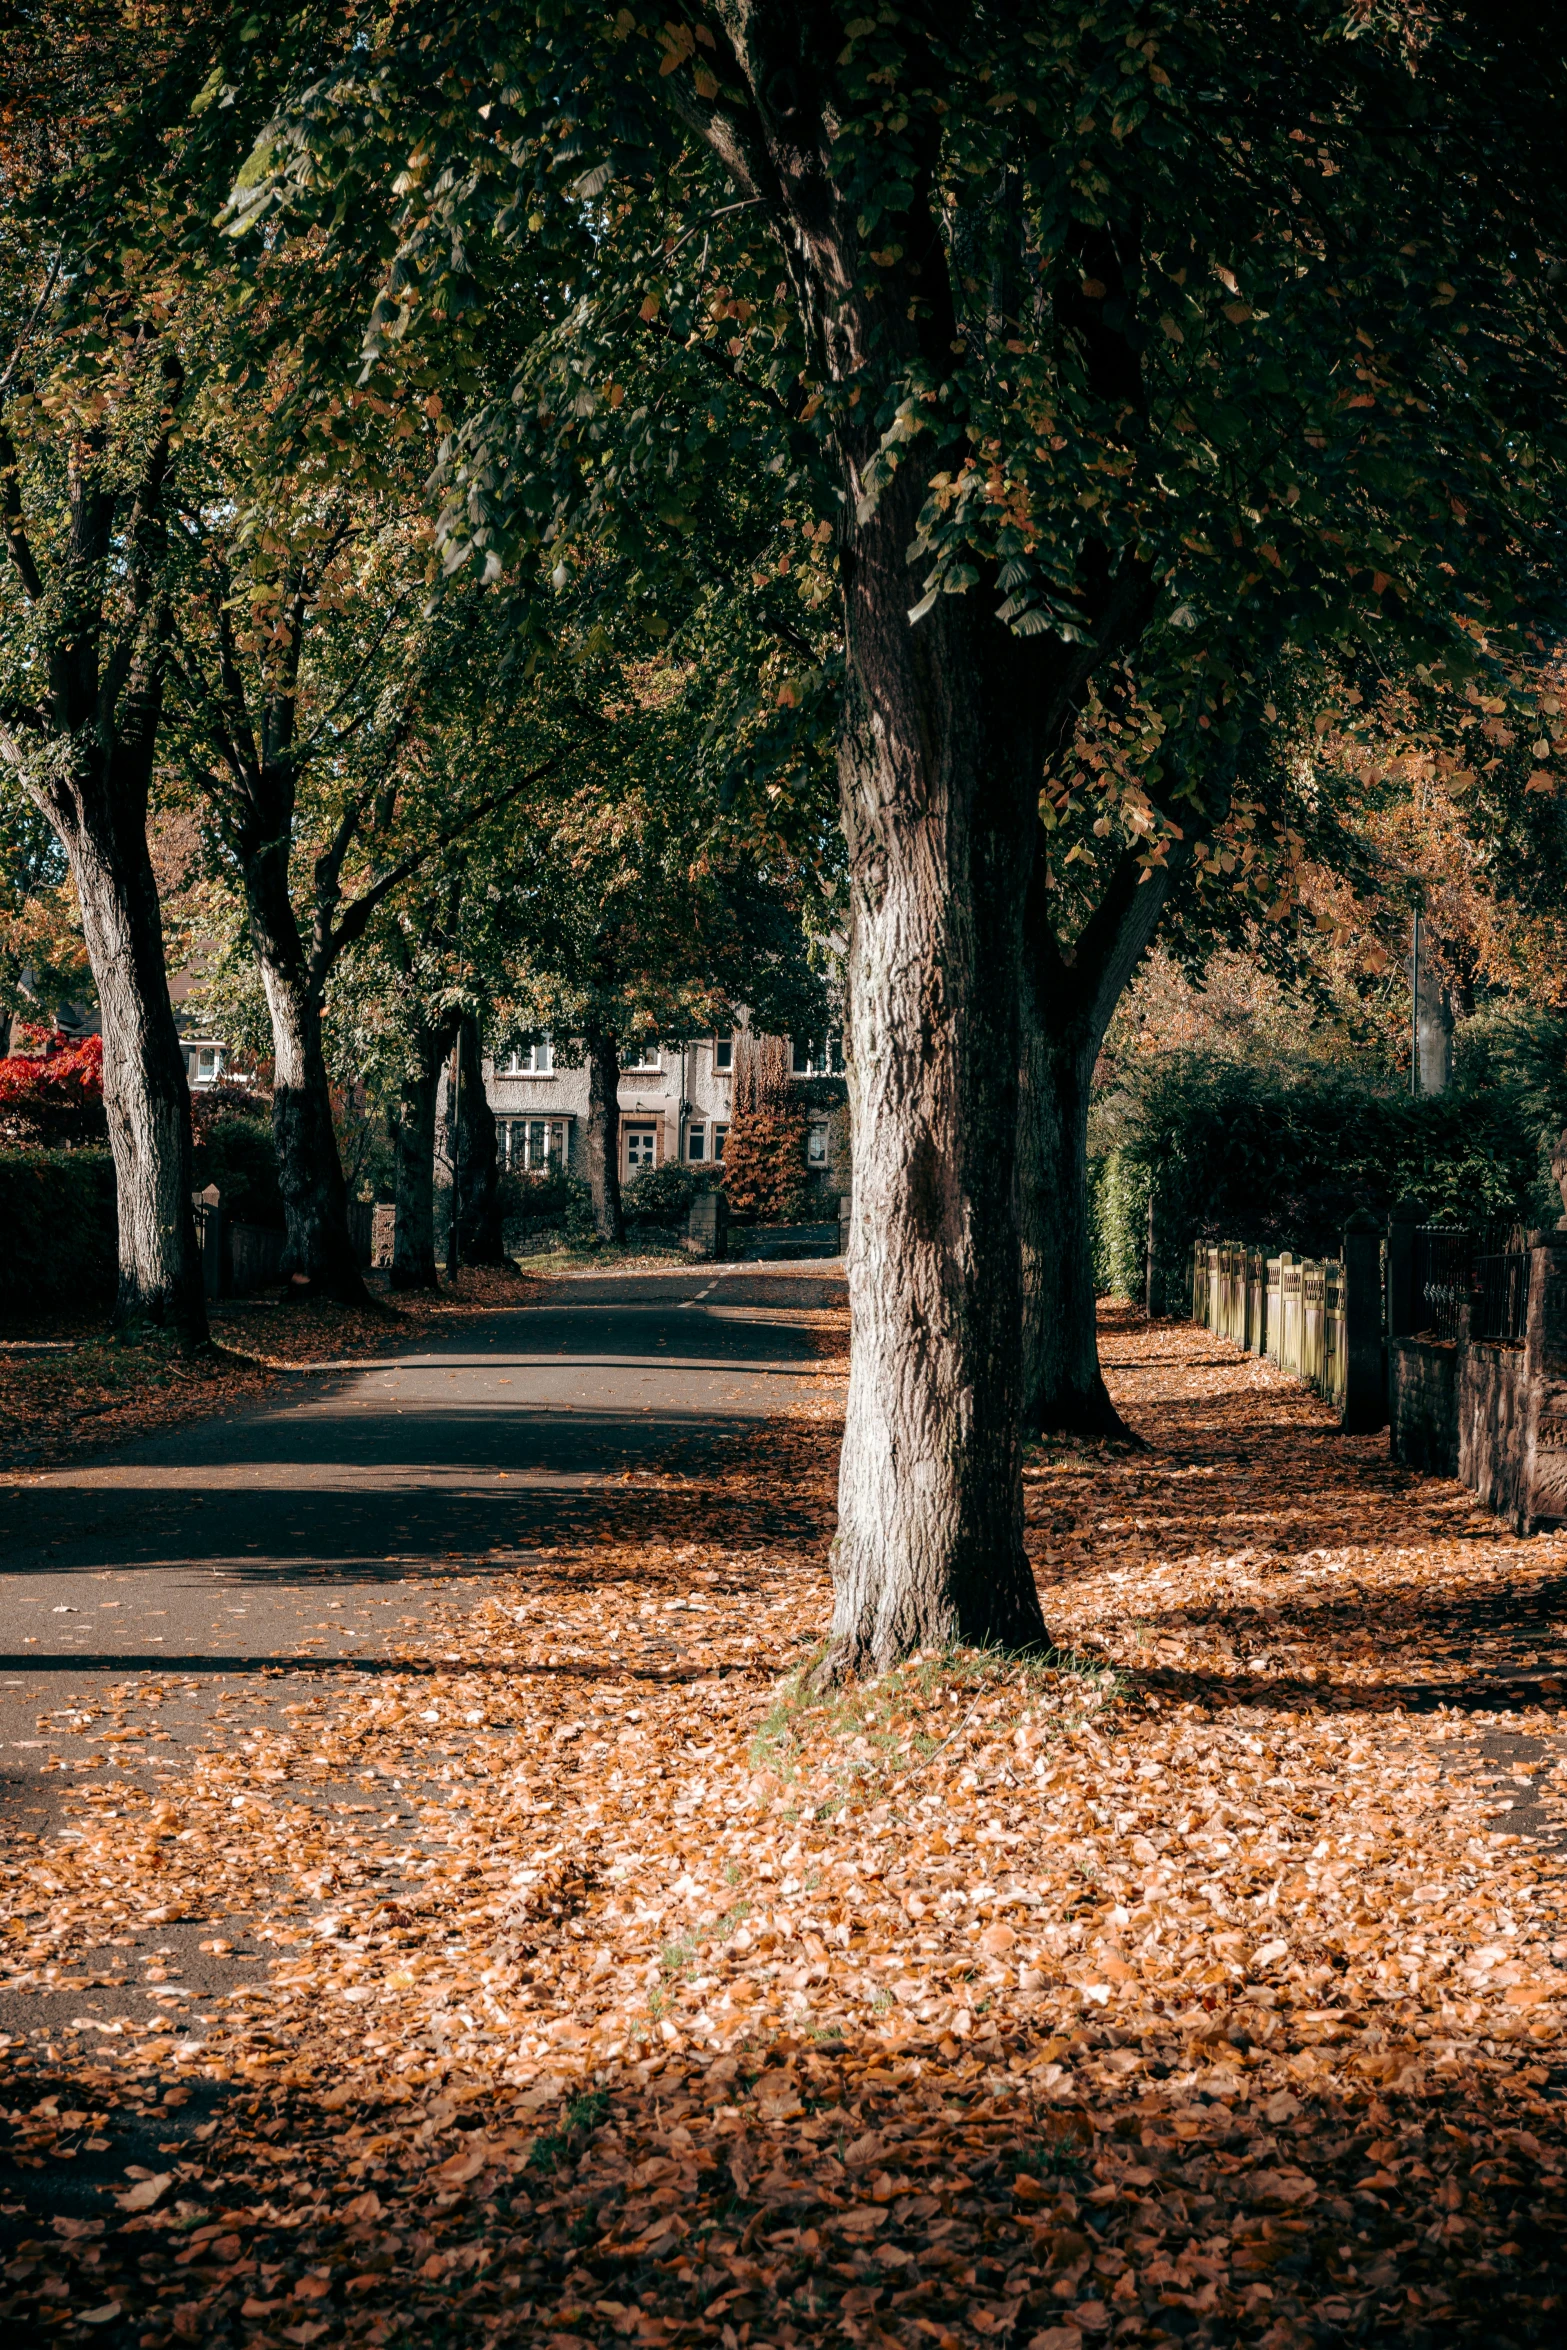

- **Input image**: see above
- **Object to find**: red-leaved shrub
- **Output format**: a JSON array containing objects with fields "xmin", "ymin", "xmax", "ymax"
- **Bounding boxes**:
[{"xmin": 0, "ymin": 1034, "xmax": 106, "ymax": 1146}]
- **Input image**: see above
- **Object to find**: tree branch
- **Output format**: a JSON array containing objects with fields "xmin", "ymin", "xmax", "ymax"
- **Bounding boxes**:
[
  {"xmin": 97, "ymin": 352, "xmax": 185, "ymax": 734},
  {"xmin": 323, "ymin": 747, "xmax": 575, "ymax": 975},
  {"xmin": 0, "ymin": 424, "xmax": 45, "ymax": 604}
]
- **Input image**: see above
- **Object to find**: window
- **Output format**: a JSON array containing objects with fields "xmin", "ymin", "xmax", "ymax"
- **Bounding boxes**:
[
  {"xmin": 504, "ymin": 1118, "xmax": 566, "ymax": 1170},
  {"xmin": 792, "ymin": 1035, "xmax": 845, "ymax": 1077},
  {"xmin": 622, "ymin": 1041, "xmax": 661, "ymax": 1072},
  {"xmin": 713, "ymin": 1036, "xmax": 734, "ymax": 1072},
  {"xmin": 686, "ymin": 1123, "xmax": 706, "ymax": 1162},
  {"xmin": 191, "ymin": 1046, "xmax": 222, "ymax": 1085},
  {"xmin": 625, "ymin": 1123, "xmax": 657, "ymax": 1169},
  {"xmin": 807, "ymin": 1123, "xmax": 829, "ymax": 1166},
  {"xmin": 504, "ymin": 1037, "xmax": 552, "ymax": 1075},
  {"xmin": 712, "ymin": 1123, "xmax": 729, "ymax": 1163}
]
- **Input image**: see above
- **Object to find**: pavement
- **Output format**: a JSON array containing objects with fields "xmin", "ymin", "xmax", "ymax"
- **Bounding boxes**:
[{"xmin": 0, "ymin": 1262, "xmax": 844, "ymax": 2054}]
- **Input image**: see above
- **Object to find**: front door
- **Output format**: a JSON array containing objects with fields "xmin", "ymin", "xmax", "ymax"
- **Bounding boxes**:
[{"xmin": 624, "ymin": 1123, "xmax": 657, "ymax": 1175}]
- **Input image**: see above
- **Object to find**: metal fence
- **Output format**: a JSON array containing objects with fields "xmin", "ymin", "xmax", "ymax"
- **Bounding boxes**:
[
  {"xmin": 1412, "ymin": 1225, "xmax": 1473, "ymax": 1341},
  {"xmin": 1471, "ymin": 1250, "xmax": 1530, "ymax": 1344}
]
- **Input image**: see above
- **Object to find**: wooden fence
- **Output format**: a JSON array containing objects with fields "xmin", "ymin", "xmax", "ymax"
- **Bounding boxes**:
[{"xmin": 1190, "ymin": 1241, "xmax": 1349, "ymax": 1411}]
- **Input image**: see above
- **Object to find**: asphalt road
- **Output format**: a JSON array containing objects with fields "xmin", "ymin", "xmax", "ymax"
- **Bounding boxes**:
[{"xmin": 0, "ymin": 1263, "xmax": 842, "ymax": 2052}]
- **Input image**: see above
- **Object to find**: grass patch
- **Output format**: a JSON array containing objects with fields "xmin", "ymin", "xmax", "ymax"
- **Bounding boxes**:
[
  {"xmin": 528, "ymin": 2087, "xmax": 611, "ymax": 2174},
  {"xmin": 660, "ymin": 1901, "xmax": 751, "ymax": 1977},
  {"xmin": 749, "ymin": 1639, "xmax": 1125, "ymax": 1800}
]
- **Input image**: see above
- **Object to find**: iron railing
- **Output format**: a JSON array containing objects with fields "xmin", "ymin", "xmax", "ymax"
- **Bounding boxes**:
[
  {"xmin": 1412, "ymin": 1225, "xmax": 1473, "ymax": 1341},
  {"xmin": 1470, "ymin": 1251, "xmax": 1529, "ymax": 1345}
]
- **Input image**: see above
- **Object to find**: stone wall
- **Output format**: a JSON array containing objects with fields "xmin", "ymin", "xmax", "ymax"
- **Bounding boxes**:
[
  {"xmin": 1458, "ymin": 1339, "xmax": 1531, "ymax": 1525},
  {"xmin": 1391, "ymin": 1238, "xmax": 1567, "ymax": 1532},
  {"xmin": 1522, "ymin": 1241, "xmax": 1567, "ymax": 1532},
  {"xmin": 1390, "ymin": 1338, "xmax": 1458, "ymax": 1477}
]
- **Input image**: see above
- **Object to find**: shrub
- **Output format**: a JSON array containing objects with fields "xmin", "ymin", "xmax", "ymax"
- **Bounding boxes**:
[
  {"xmin": 191, "ymin": 1112, "xmax": 284, "ymax": 1230},
  {"xmin": 1096, "ymin": 1021, "xmax": 1567, "ymax": 1309},
  {"xmin": 0, "ymin": 1149, "xmax": 117, "ymax": 1313},
  {"xmin": 0, "ymin": 1035, "xmax": 106, "ymax": 1148},
  {"xmin": 502, "ymin": 1166, "xmax": 597, "ymax": 1250},
  {"xmin": 623, "ymin": 1160, "xmax": 708, "ymax": 1226}
]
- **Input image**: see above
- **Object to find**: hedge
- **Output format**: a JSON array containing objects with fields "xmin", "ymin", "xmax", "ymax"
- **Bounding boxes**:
[
  {"xmin": 1094, "ymin": 1014, "xmax": 1567, "ymax": 1311},
  {"xmin": 0, "ymin": 1149, "xmax": 118, "ymax": 1314}
]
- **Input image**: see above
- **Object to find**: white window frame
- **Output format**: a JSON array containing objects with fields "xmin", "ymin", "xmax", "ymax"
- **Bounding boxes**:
[
  {"xmin": 807, "ymin": 1122, "xmax": 830, "ymax": 1166},
  {"xmin": 686, "ymin": 1123, "xmax": 706, "ymax": 1162},
  {"xmin": 712, "ymin": 1122, "xmax": 729, "ymax": 1163},
  {"xmin": 713, "ymin": 1035, "xmax": 734, "ymax": 1072},
  {"xmin": 504, "ymin": 1037, "xmax": 553, "ymax": 1076},
  {"xmin": 623, "ymin": 1121, "xmax": 658, "ymax": 1172},
  {"xmin": 792, "ymin": 1035, "xmax": 845, "ymax": 1077},
  {"xmin": 621, "ymin": 1041, "xmax": 661, "ymax": 1073}
]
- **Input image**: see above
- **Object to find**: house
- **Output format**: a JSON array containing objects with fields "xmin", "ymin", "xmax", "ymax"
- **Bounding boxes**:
[{"xmin": 482, "ymin": 1031, "xmax": 848, "ymax": 1190}]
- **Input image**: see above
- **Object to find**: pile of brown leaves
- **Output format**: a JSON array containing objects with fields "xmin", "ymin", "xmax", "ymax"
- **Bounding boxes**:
[{"xmin": 3, "ymin": 1306, "xmax": 1567, "ymax": 2347}]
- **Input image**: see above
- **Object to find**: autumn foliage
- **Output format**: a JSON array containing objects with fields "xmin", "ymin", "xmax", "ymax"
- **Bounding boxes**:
[
  {"xmin": 721, "ymin": 1031, "xmax": 810, "ymax": 1222},
  {"xmin": 0, "ymin": 1032, "xmax": 105, "ymax": 1146}
]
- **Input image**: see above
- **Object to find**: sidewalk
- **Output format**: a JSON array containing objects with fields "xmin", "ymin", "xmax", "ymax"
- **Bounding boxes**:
[{"xmin": 1, "ymin": 1302, "xmax": 1564, "ymax": 2348}]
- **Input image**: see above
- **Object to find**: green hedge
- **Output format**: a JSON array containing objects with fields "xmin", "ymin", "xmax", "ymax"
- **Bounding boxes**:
[
  {"xmin": 0, "ymin": 1150, "xmax": 118, "ymax": 1313},
  {"xmin": 1094, "ymin": 1012, "xmax": 1567, "ymax": 1310}
]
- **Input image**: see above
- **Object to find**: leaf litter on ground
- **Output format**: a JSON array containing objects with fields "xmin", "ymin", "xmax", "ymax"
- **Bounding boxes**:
[{"xmin": 2, "ymin": 1301, "xmax": 1566, "ymax": 2346}]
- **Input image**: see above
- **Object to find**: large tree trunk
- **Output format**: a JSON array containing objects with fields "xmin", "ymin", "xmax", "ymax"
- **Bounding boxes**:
[
  {"xmin": 257, "ymin": 958, "xmax": 368, "ymax": 1304},
  {"xmin": 826, "ymin": 473, "xmax": 1049, "ymax": 1677},
  {"xmin": 584, "ymin": 1028, "xmax": 624, "ymax": 1244},
  {"xmin": 450, "ymin": 1010, "xmax": 504, "ymax": 1265},
  {"xmin": 1, "ymin": 372, "xmax": 205, "ymax": 1342},
  {"xmin": 1019, "ymin": 830, "xmax": 1187, "ymax": 1440},
  {"xmin": 680, "ymin": 10, "xmax": 1164, "ymax": 1678},
  {"xmin": 390, "ymin": 1016, "xmax": 448, "ymax": 1291},
  {"xmin": 62, "ymin": 784, "xmax": 207, "ymax": 1343}
]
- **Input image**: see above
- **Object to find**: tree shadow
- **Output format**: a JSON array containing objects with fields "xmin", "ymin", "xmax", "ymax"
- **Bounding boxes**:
[{"xmin": 3, "ymin": 2020, "xmax": 1562, "ymax": 2345}]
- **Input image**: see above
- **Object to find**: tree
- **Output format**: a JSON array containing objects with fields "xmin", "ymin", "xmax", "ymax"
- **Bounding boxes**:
[
  {"xmin": 237, "ymin": 2, "xmax": 1567, "ymax": 1672},
  {"xmin": 0, "ymin": 1, "xmax": 309, "ymax": 1340},
  {"xmin": 0, "ymin": 305, "xmax": 209, "ymax": 1336},
  {"xmin": 0, "ymin": 799, "xmax": 92, "ymax": 1056}
]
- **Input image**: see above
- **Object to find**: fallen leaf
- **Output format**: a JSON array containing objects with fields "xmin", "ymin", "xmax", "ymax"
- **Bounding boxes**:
[{"xmin": 115, "ymin": 2173, "xmax": 171, "ymax": 2212}]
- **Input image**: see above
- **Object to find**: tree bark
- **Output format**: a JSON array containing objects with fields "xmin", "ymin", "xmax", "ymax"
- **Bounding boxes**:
[
  {"xmin": 829, "ymin": 482, "xmax": 1049, "ymax": 1674},
  {"xmin": 584, "ymin": 1027, "xmax": 625, "ymax": 1244},
  {"xmin": 451, "ymin": 1009, "xmax": 504, "ymax": 1265},
  {"xmin": 258, "ymin": 957, "xmax": 366, "ymax": 1301},
  {"xmin": 390, "ymin": 1015, "xmax": 449, "ymax": 1291},
  {"xmin": 237, "ymin": 827, "xmax": 369, "ymax": 1304},
  {"xmin": 1020, "ymin": 830, "xmax": 1187, "ymax": 1440},
  {"xmin": 60, "ymin": 781, "xmax": 207, "ymax": 1341}
]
